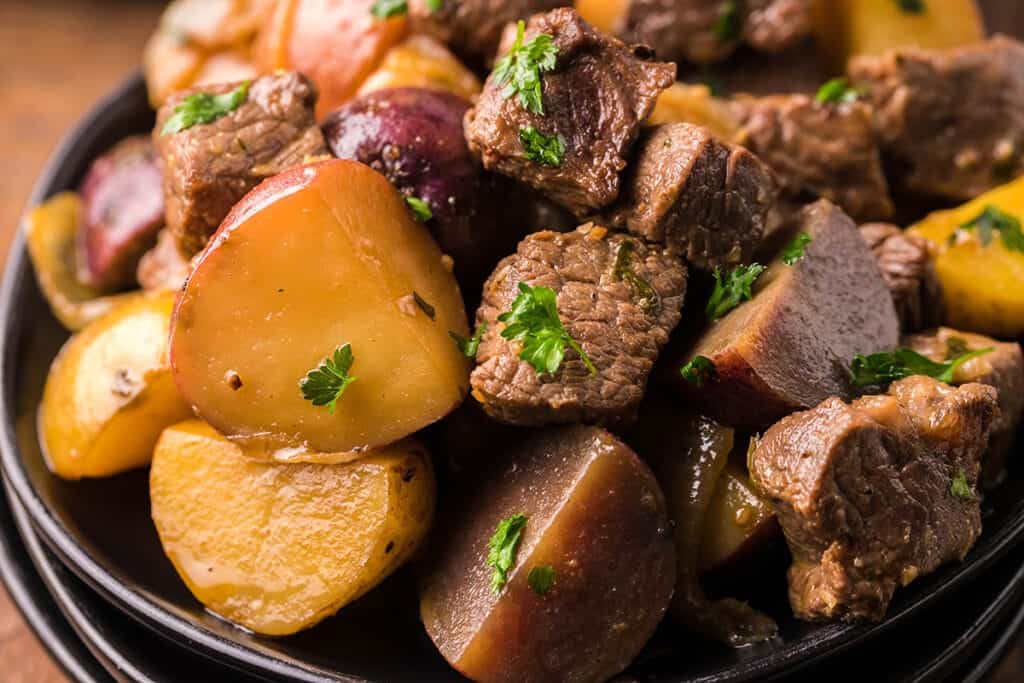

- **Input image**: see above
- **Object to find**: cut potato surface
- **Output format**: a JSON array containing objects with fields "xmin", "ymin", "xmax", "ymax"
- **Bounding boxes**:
[
  {"xmin": 150, "ymin": 420, "xmax": 435, "ymax": 636},
  {"xmin": 171, "ymin": 159, "xmax": 470, "ymax": 454},
  {"xmin": 40, "ymin": 292, "xmax": 191, "ymax": 479}
]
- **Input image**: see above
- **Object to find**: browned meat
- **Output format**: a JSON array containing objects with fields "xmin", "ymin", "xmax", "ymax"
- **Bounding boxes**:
[
  {"xmin": 860, "ymin": 223, "xmax": 943, "ymax": 332},
  {"xmin": 136, "ymin": 229, "xmax": 194, "ymax": 292},
  {"xmin": 408, "ymin": 0, "xmax": 565, "ymax": 66},
  {"xmin": 608, "ymin": 123, "xmax": 778, "ymax": 271},
  {"xmin": 623, "ymin": 0, "xmax": 812, "ymax": 65},
  {"xmin": 464, "ymin": 8, "xmax": 675, "ymax": 216},
  {"xmin": 850, "ymin": 36, "xmax": 1024, "ymax": 200},
  {"xmin": 471, "ymin": 225, "xmax": 687, "ymax": 427},
  {"xmin": 904, "ymin": 327, "xmax": 1024, "ymax": 488},
  {"xmin": 154, "ymin": 71, "xmax": 328, "ymax": 255},
  {"xmin": 735, "ymin": 95, "xmax": 894, "ymax": 221},
  {"xmin": 751, "ymin": 376, "xmax": 999, "ymax": 622}
]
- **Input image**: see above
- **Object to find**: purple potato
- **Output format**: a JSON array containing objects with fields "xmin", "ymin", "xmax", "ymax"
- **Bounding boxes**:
[{"xmin": 77, "ymin": 136, "xmax": 164, "ymax": 291}]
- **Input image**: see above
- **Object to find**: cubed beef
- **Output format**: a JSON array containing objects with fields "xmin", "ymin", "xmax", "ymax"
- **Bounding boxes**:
[
  {"xmin": 471, "ymin": 225, "xmax": 687, "ymax": 427},
  {"xmin": 136, "ymin": 229, "xmax": 194, "ymax": 293},
  {"xmin": 154, "ymin": 71, "xmax": 328, "ymax": 255},
  {"xmin": 464, "ymin": 8, "xmax": 675, "ymax": 216},
  {"xmin": 735, "ymin": 94, "xmax": 894, "ymax": 221},
  {"xmin": 904, "ymin": 327, "xmax": 1024, "ymax": 487},
  {"xmin": 849, "ymin": 36, "xmax": 1024, "ymax": 200},
  {"xmin": 408, "ymin": 0, "xmax": 565, "ymax": 66},
  {"xmin": 608, "ymin": 122, "xmax": 777, "ymax": 271},
  {"xmin": 670, "ymin": 200, "xmax": 900, "ymax": 427},
  {"xmin": 623, "ymin": 0, "xmax": 812, "ymax": 65},
  {"xmin": 859, "ymin": 222, "xmax": 943, "ymax": 332},
  {"xmin": 751, "ymin": 376, "xmax": 999, "ymax": 622}
]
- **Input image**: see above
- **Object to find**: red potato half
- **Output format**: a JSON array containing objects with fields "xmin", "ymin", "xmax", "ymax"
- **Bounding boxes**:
[{"xmin": 170, "ymin": 159, "xmax": 470, "ymax": 455}]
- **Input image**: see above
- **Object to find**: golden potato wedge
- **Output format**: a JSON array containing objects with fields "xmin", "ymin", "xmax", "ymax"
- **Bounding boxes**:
[
  {"xmin": 150, "ymin": 420, "xmax": 435, "ymax": 636},
  {"xmin": 647, "ymin": 83, "xmax": 744, "ymax": 141},
  {"xmin": 358, "ymin": 35, "xmax": 481, "ymax": 102},
  {"xmin": 39, "ymin": 292, "xmax": 191, "ymax": 479}
]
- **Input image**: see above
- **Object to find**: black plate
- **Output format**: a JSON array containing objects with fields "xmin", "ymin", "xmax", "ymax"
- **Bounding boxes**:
[{"xmin": 5, "ymin": 70, "xmax": 1024, "ymax": 682}]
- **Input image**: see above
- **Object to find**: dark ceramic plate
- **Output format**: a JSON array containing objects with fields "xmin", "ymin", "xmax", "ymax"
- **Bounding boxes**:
[{"xmin": 4, "ymin": 28, "xmax": 1024, "ymax": 680}]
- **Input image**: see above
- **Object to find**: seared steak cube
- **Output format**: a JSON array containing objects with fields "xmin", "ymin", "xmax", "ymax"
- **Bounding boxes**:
[
  {"xmin": 735, "ymin": 95, "xmax": 894, "ymax": 221},
  {"xmin": 608, "ymin": 123, "xmax": 778, "ymax": 271},
  {"xmin": 751, "ymin": 376, "xmax": 999, "ymax": 622},
  {"xmin": 154, "ymin": 71, "xmax": 328, "ymax": 255},
  {"xmin": 850, "ymin": 36, "xmax": 1024, "ymax": 200},
  {"xmin": 464, "ymin": 8, "xmax": 675, "ymax": 216},
  {"xmin": 471, "ymin": 225, "xmax": 687, "ymax": 427},
  {"xmin": 904, "ymin": 327, "xmax": 1024, "ymax": 487},
  {"xmin": 859, "ymin": 222, "xmax": 943, "ymax": 332}
]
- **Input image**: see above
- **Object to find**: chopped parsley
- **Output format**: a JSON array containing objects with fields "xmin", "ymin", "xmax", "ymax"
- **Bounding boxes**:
[
  {"xmin": 405, "ymin": 196, "xmax": 433, "ymax": 222},
  {"xmin": 370, "ymin": 0, "xmax": 407, "ymax": 18},
  {"xmin": 300, "ymin": 344, "xmax": 357, "ymax": 414},
  {"xmin": 426, "ymin": 0, "xmax": 442, "ymax": 10},
  {"xmin": 948, "ymin": 205, "xmax": 1024, "ymax": 253},
  {"xmin": 950, "ymin": 469, "xmax": 974, "ymax": 501},
  {"xmin": 713, "ymin": 0, "xmax": 742, "ymax": 42},
  {"xmin": 781, "ymin": 233, "xmax": 812, "ymax": 265},
  {"xmin": 706, "ymin": 263, "xmax": 765, "ymax": 321},
  {"xmin": 161, "ymin": 81, "xmax": 251, "ymax": 136},
  {"xmin": 499, "ymin": 282, "xmax": 596, "ymax": 376},
  {"xmin": 450, "ymin": 322, "xmax": 488, "ymax": 357},
  {"xmin": 815, "ymin": 77, "xmax": 862, "ymax": 105},
  {"xmin": 613, "ymin": 241, "xmax": 660, "ymax": 314},
  {"xmin": 492, "ymin": 20, "xmax": 558, "ymax": 115},
  {"xmin": 520, "ymin": 126, "xmax": 566, "ymax": 167},
  {"xmin": 412, "ymin": 291, "xmax": 435, "ymax": 320},
  {"xmin": 527, "ymin": 565, "xmax": 556, "ymax": 596},
  {"xmin": 849, "ymin": 347, "xmax": 993, "ymax": 387},
  {"xmin": 487, "ymin": 513, "xmax": 527, "ymax": 594},
  {"xmin": 894, "ymin": 0, "xmax": 926, "ymax": 14},
  {"xmin": 680, "ymin": 356, "xmax": 717, "ymax": 387}
]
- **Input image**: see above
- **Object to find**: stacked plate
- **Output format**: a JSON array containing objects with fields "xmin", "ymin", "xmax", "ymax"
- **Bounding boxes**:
[{"xmin": 3, "ymin": 73, "xmax": 1024, "ymax": 683}]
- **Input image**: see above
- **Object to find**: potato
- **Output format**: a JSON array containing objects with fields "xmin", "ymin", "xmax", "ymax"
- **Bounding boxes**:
[
  {"xmin": 908, "ymin": 176, "xmax": 1024, "ymax": 338},
  {"xmin": 25, "ymin": 193, "xmax": 138, "ymax": 331},
  {"xmin": 647, "ymin": 83, "xmax": 744, "ymax": 141},
  {"xmin": 77, "ymin": 136, "xmax": 164, "ymax": 291},
  {"xmin": 812, "ymin": 0, "xmax": 985, "ymax": 70},
  {"xmin": 151, "ymin": 420, "xmax": 435, "ymax": 636},
  {"xmin": 255, "ymin": 0, "xmax": 408, "ymax": 119},
  {"xmin": 170, "ymin": 159, "xmax": 470, "ymax": 455},
  {"xmin": 358, "ymin": 35, "xmax": 481, "ymax": 102},
  {"xmin": 39, "ymin": 293, "xmax": 191, "ymax": 480},
  {"xmin": 700, "ymin": 460, "xmax": 779, "ymax": 573},
  {"xmin": 420, "ymin": 425, "xmax": 674, "ymax": 683},
  {"xmin": 575, "ymin": 0, "xmax": 629, "ymax": 35}
]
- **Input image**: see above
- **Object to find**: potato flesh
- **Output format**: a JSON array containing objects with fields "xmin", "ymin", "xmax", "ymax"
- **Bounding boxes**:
[
  {"xmin": 358, "ymin": 36, "xmax": 481, "ymax": 102},
  {"xmin": 648, "ymin": 83, "xmax": 744, "ymax": 141},
  {"xmin": 700, "ymin": 462, "xmax": 778, "ymax": 572},
  {"xmin": 575, "ymin": 0, "xmax": 629, "ymax": 35},
  {"xmin": 40, "ymin": 293, "xmax": 191, "ymax": 479},
  {"xmin": 151, "ymin": 420, "xmax": 434, "ymax": 635},
  {"xmin": 171, "ymin": 159, "xmax": 469, "ymax": 454}
]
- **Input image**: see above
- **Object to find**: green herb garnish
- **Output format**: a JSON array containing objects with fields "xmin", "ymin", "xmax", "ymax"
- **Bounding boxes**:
[
  {"xmin": 161, "ymin": 81, "xmax": 251, "ymax": 136},
  {"xmin": 371, "ymin": 0, "xmax": 407, "ymax": 18},
  {"xmin": 405, "ymin": 196, "xmax": 433, "ymax": 222},
  {"xmin": 894, "ymin": 0, "xmax": 926, "ymax": 14},
  {"xmin": 492, "ymin": 20, "xmax": 558, "ymax": 115},
  {"xmin": 706, "ymin": 263, "xmax": 765, "ymax": 321},
  {"xmin": 499, "ymin": 282, "xmax": 596, "ymax": 376},
  {"xmin": 412, "ymin": 291, "xmax": 435, "ymax": 320},
  {"xmin": 950, "ymin": 469, "xmax": 974, "ymax": 500},
  {"xmin": 527, "ymin": 565, "xmax": 556, "ymax": 596},
  {"xmin": 948, "ymin": 205, "xmax": 1024, "ymax": 252},
  {"xmin": 450, "ymin": 322, "xmax": 488, "ymax": 357},
  {"xmin": 520, "ymin": 126, "xmax": 566, "ymax": 167},
  {"xmin": 488, "ymin": 513, "xmax": 527, "ymax": 594},
  {"xmin": 815, "ymin": 78, "xmax": 862, "ymax": 105},
  {"xmin": 425, "ymin": 0, "xmax": 443, "ymax": 10},
  {"xmin": 849, "ymin": 347, "xmax": 993, "ymax": 387},
  {"xmin": 680, "ymin": 356, "xmax": 717, "ymax": 387},
  {"xmin": 781, "ymin": 233, "xmax": 812, "ymax": 266},
  {"xmin": 713, "ymin": 0, "xmax": 742, "ymax": 42},
  {"xmin": 613, "ymin": 241, "xmax": 660, "ymax": 314},
  {"xmin": 300, "ymin": 344, "xmax": 357, "ymax": 414}
]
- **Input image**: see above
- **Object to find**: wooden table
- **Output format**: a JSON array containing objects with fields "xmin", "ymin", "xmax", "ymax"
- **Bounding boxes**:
[{"xmin": 1, "ymin": 1, "xmax": 1023, "ymax": 681}]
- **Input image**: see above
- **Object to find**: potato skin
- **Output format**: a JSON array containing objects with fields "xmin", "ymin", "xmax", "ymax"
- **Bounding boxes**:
[
  {"xmin": 420, "ymin": 425, "xmax": 674, "ymax": 683},
  {"xmin": 151, "ymin": 420, "xmax": 435, "ymax": 636}
]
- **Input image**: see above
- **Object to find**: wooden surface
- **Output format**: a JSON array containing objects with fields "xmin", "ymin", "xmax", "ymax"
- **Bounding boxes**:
[{"xmin": 0, "ymin": 1, "xmax": 1023, "ymax": 682}]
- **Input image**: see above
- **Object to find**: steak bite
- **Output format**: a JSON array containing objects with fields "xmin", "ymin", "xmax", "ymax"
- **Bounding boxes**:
[
  {"xmin": 154, "ymin": 71, "xmax": 328, "ymax": 255},
  {"xmin": 608, "ymin": 123, "xmax": 778, "ymax": 271},
  {"xmin": 670, "ymin": 200, "xmax": 899, "ymax": 427},
  {"xmin": 859, "ymin": 222, "xmax": 944, "ymax": 332},
  {"xmin": 735, "ymin": 94, "xmax": 894, "ymax": 221},
  {"xmin": 750, "ymin": 376, "xmax": 999, "ymax": 622},
  {"xmin": 464, "ymin": 8, "xmax": 675, "ymax": 217},
  {"xmin": 849, "ymin": 36, "xmax": 1024, "ymax": 200},
  {"xmin": 471, "ymin": 225, "xmax": 687, "ymax": 427}
]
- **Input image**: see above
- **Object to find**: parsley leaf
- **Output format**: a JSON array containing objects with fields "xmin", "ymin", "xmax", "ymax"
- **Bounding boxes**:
[
  {"xmin": 894, "ymin": 0, "xmax": 926, "ymax": 14},
  {"xmin": 713, "ymin": 0, "xmax": 742, "ymax": 42},
  {"xmin": 300, "ymin": 344, "xmax": 357, "ymax": 414},
  {"xmin": 527, "ymin": 565, "xmax": 556, "ymax": 596},
  {"xmin": 815, "ymin": 77, "xmax": 862, "ymax": 105},
  {"xmin": 487, "ymin": 513, "xmax": 527, "ymax": 594},
  {"xmin": 613, "ymin": 241, "xmax": 660, "ymax": 314},
  {"xmin": 950, "ymin": 469, "xmax": 974, "ymax": 500},
  {"xmin": 949, "ymin": 205, "xmax": 1024, "ymax": 253},
  {"xmin": 499, "ymin": 282, "xmax": 596, "ymax": 376},
  {"xmin": 405, "ymin": 196, "xmax": 433, "ymax": 222},
  {"xmin": 450, "ymin": 322, "xmax": 488, "ymax": 357},
  {"xmin": 781, "ymin": 233, "xmax": 812, "ymax": 265},
  {"xmin": 680, "ymin": 356, "xmax": 717, "ymax": 387},
  {"xmin": 425, "ymin": 0, "xmax": 443, "ymax": 10},
  {"xmin": 849, "ymin": 347, "xmax": 993, "ymax": 387},
  {"xmin": 161, "ymin": 81, "xmax": 251, "ymax": 136},
  {"xmin": 371, "ymin": 0, "xmax": 407, "ymax": 18},
  {"xmin": 412, "ymin": 291, "xmax": 435, "ymax": 320},
  {"xmin": 520, "ymin": 126, "xmax": 566, "ymax": 167},
  {"xmin": 706, "ymin": 263, "xmax": 765, "ymax": 321},
  {"xmin": 491, "ymin": 20, "xmax": 558, "ymax": 115}
]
